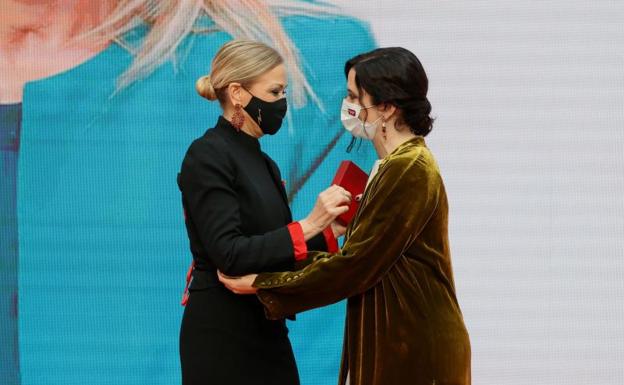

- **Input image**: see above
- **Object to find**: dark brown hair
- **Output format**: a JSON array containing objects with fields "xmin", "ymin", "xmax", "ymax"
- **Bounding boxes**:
[{"xmin": 345, "ymin": 47, "xmax": 434, "ymax": 137}]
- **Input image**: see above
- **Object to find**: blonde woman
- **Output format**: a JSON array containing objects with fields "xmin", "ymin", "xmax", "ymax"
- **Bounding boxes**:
[
  {"xmin": 0, "ymin": 1, "xmax": 376, "ymax": 384},
  {"xmin": 178, "ymin": 40, "xmax": 350, "ymax": 385}
]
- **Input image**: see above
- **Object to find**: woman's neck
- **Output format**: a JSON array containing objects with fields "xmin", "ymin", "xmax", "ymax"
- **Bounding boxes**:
[
  {"xmin": 0, "ymin": 0, "xmax": 115, "ymax": 103},
  {"xmin": 223, "ymin": 106, "xmax": 263, "ymax": 139},
  {"xmin": 373, "ymin": 124, "xmax": 417, "ymax": 159},
  {"xmin": 240, "ymin": 117, "xmax": 263, "ymax": 139}
]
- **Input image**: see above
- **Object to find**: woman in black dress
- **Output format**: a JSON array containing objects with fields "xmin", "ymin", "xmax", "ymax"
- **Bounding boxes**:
[{"xmin": 177, "ymin": 40, "xmax": 351, "ymax": 385}]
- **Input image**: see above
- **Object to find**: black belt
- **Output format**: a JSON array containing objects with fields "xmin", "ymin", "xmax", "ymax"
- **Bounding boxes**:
[{"xmin": 189, "ymin": 269, "xmax": 222, "ymax": 290}]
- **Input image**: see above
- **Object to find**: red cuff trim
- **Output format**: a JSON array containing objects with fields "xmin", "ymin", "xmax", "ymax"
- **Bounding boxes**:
[
  {"xmin": 287, "ymin": 222, "xmax": 308, "ymax": 261},
  {"xmin": 181, "ymin": 260, "xmax": 195, "ymax": 306},
  {"xmin": 322, "ymin": 227, "xmax": 339, "ymax": 253}
]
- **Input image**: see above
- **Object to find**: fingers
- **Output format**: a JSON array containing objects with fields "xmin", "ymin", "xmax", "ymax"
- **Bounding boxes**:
[
  {"xmin": 322, "ymin": 185, "xmax": 352, "ymax": 207},
  {"xmin": 330, "ymin": 204, "xmax": 350, "ymax": 216},
  {"xmin": 217, "ymin": 271, "xmax": 258, "ymax": 295},
  {"xmin": 328, "ymin": 184, "xmax": 352, "ymax": 199},
  {"xmin": 307, "ymin": 186, "xmax": 354, "ymax": 231},
  {"xmin": 217, "ymin": 271, "xmax": 241, "ymax": 293}
]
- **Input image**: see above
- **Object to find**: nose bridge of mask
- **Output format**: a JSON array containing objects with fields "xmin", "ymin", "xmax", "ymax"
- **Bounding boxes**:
[{"xmin": 242, "ymin": 85, "xmax": 287, "ymax": 104}]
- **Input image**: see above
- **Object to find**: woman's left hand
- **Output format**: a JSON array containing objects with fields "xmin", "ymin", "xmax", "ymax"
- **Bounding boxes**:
[
  {"xmin": 330, "ymin": 221, "xmax": 347, "ymax": 238},
  {"xmin": 217, "ymin": 271, "xmax": 259, "ymax": 294}
]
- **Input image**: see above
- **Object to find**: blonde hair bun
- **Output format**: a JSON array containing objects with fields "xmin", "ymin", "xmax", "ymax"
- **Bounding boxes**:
[{"xmin": 196, "ymin": 75, "xmax": 218, "ymax": 101}]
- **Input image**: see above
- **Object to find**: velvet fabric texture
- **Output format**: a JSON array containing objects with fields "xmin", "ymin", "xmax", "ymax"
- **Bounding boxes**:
[{"xmin": 254, "ymin": 137, "xmax": 471, "ymax": 385}]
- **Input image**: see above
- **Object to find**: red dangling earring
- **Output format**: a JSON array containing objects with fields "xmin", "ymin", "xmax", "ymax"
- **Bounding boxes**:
[
  {"xmin": 382, "ymin": 120, "xmax": 387, "ymax": 140},
  {"xmin": 231, "ymin": 104, "xmax": 244, "ymax": 132}
]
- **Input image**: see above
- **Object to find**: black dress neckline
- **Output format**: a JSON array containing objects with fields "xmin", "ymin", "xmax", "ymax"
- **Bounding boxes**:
[{"xmin": 213, "ymin": 116, "xmax": 261, "ymax": 152}]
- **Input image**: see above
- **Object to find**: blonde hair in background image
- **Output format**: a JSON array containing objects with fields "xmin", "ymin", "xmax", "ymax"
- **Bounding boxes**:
[
  {"xmin": 195, "ymin": 40, "xmax": 283, "ymax": 102},
  {"xmin": 86, "ymin": 0, "xmax": 338, "ymax": 108}
]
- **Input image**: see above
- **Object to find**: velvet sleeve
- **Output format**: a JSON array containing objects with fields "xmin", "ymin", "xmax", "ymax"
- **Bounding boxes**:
[{"xmin": 254, "ymin": 146, "xmax": 442, "ymax": 319}]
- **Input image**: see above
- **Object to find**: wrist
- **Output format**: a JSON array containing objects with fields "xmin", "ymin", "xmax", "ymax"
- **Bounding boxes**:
[{"xmin": 299, "ymin": 218, "xmax": 323, "ymax": 240}]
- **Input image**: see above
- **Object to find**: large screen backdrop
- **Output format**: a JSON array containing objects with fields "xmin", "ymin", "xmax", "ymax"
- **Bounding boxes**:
[{"xmin": 1, "ymin": 1, "xmax": 622, "ymax": 385}]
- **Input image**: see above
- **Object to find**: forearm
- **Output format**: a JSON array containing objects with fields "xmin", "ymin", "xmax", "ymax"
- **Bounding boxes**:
[
  {"xmin": 253, "ymin": 252, "xmax": 366, "ymax": 319},
  {"xmin": 213, "ymin": 227, "xmax": 295, "ymax": 276},
  {"xmin": 299, "ymin": 218, "xmax": 324, "ymax": 241}
]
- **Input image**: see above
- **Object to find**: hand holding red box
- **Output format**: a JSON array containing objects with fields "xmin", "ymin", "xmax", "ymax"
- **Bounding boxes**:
[{"xmin": 331, "ymin": 161, "xmax": 369, "ymax": 226}]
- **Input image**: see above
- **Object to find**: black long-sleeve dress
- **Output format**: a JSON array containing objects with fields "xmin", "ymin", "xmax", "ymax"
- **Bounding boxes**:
[{"xmin": 177, "ymin": 116, "xmax": 331, "ymax": 385}]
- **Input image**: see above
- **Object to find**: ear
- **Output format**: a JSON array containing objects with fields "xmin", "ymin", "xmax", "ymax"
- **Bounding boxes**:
[
  {"xmin": 227, "ymin": 82, "xmax": 243, "ymax": 106},
  {"xmin": 378, "ymin": 103, "xmax": 397, "ymax": 121}
]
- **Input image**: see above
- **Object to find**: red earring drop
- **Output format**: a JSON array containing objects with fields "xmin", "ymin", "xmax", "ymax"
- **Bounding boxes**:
[{"xmin": 231, "ymin": 104, "xmax": 244, "ymax": 131}]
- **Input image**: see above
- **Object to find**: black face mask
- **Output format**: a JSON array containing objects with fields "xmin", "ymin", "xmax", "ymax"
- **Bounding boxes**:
[{"xmin": 243, "ymin": 90, "xmax": 288, "ymax": 135}]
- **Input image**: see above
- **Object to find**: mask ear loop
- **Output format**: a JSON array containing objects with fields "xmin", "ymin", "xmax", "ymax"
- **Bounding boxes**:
[
  {"xmin": 240, "ymin": 85, "xmax": 252, "ymax": 96},
  {"xmin": 359, "ymin": 104, "xmax": 369, "ymax": 137},
  {"xmin": 346, "ymin": 136, "xmax": 359, "ymax": 153},
  {"xmin": 240, "ymin": 86, "xmax": 262, "ymax": 124},
  {"xmin": 360, "ymin": 104, "xmax": 383, "ymax": 139},
  {"xmin": 345, "ymin": 101, "xmax": 361, "ymax": 153}
]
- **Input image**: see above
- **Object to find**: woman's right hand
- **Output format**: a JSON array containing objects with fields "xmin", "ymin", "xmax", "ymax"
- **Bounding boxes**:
[{"xmin": 300, "ymin": 185, "xmax": 351, "ymax": 239}]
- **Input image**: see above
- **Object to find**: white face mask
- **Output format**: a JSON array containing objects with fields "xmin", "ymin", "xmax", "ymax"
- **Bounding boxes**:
[{"xmin": 340, "ymin": 99, "xmax": 381, "ymax": 140}]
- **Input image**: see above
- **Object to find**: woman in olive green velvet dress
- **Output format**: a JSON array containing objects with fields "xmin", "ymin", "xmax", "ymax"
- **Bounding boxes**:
[{"xmin": 219, "ymin": 47, "xmax": 471, "ymax": 385}]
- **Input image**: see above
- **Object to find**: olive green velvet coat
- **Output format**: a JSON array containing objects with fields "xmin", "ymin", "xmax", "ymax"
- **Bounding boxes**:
[{"xmin": 254, "ymin": 137, "xmax": 471, "ymax": 385}]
